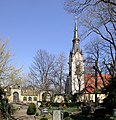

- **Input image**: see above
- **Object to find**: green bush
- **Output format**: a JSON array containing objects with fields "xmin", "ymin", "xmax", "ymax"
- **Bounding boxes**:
[
  {"xmin": 64, "ymin": 117, "xmax": 74, "ymax": 120},
  {"xmin": 63, "ymin": 112, "xmax": 69, "ymax": 118},
  {"xmin": 27, "ymin": 103, "xmax": 36, "ymax": 115},
  {"xmin": 51, "ymin": 103, "xmax": 60, "ymax": 107},
  {"xmin": 62, "ymin": 102, "xmax": 81, "ymax": 108},
  {"xmin": 40, "ymin": 117, "xmax": 48, "ymax": 120}
]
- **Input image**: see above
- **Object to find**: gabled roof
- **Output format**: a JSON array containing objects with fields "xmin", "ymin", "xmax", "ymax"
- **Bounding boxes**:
[{"xmin": 84, "ymin": 74, "xmax": 110, "ymax": 93}]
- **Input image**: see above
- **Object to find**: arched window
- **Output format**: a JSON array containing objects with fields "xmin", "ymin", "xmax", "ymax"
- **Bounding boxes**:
[
  {"xmin": 23, "ymin": 97, "xmax": 27, "ymax": 101},
  {"xmin": 28, "ymin": 97, "xmax": 32, "ymax": 101}
]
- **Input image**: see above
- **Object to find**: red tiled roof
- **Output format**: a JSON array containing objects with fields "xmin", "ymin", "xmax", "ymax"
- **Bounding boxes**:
[{"xmin": 84, "ymin": 74, "xmax": 110, "ymax": 93}]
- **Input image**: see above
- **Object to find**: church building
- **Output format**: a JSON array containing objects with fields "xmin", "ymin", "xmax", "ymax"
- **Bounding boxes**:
[
  {"xmin": 66, "ymin": 19, "xmax": 84, "ymax": 95},
  {"xmin": 65, "ymin": 19, "xmax": 108, "ymax": 103}
]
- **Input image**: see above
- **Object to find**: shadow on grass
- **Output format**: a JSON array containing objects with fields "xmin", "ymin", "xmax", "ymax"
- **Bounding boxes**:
[{"xmin": 70, "ymin": 113, "xmax": 113, "ymax": 120}]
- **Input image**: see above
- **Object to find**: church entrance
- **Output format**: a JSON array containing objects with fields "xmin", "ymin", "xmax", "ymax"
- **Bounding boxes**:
[{"xmin": 13, "ymin": 92, "xmax": 19, "ymax": 103}]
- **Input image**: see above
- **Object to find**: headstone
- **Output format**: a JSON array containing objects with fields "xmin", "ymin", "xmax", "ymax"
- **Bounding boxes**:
[
  {"xmin": 94, "ymin": 106, "xmax": 106, "ymax": 118},
  {"xmin": 53, "ymin": 110, "xmax": 63, "ymax": 120},
  {"xmin": 113, "ymin": 109, "xmax": 116, "ymax": 118},
  {"xmin": 40, "ymin": 108, "xmax": 48, "ymax": 115}
]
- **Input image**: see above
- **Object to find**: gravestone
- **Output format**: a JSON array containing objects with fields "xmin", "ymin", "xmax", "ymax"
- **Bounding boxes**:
[
  {"xmin": 113, "ymin": 109, "xmax": 116, "ymax": 118},
  {"xmin": 40, "ymin": 108, "xmax": 48, "ymax": 115},
  {"xmin": 53, "ymin": 110, "xmax": 63, "ymax": 120},
  {"xmin": 94, "ymin": 106, "xmax": 106, "ymax": 118}
]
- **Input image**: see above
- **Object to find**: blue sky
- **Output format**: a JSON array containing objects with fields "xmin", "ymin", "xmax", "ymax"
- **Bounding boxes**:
[{"xmin": 0, "ymin": 0, "xmax": 84, "ymax": 73}]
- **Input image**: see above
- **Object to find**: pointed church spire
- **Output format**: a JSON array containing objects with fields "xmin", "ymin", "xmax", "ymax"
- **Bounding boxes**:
[{"xmin": 72, "ymin": 16, "xmax": 80, "ymax": 53}]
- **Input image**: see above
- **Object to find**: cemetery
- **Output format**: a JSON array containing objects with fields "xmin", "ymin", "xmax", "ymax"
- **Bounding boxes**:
[
  {"xmin": 0, "ymin": 19, "xmax": 116, "ymax": 119},
  {"xmin": 1, "ymin": 96, "xmax": 116, "ymax": 120},
  {"xmin": 0, "ymin": 0, "xmax": 115, "ymax": 119}
]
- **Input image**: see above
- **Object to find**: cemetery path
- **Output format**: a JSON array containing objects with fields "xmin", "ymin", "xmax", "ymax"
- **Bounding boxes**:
[{"xmin": 11, "ymin": 105, "xmax": 36, "ymax": 120}]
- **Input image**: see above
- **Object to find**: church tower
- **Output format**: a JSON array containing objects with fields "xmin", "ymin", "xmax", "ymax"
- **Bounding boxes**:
[{"xmin": 66, "ymin": 18, "xmax": 84, "ymax": 95}]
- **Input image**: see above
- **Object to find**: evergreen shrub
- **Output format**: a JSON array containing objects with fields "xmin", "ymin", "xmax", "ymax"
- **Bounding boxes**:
[
  {"xmin": 27, "ymin": 103, "xmax": 36, "ymax": 115},
  {"xmin": 63, "ymin": 112, "xmax": 69, "ymax": 119},
  {"xmin": 51, "ymin": 103, "xmax": 60, "ymax": 107},
  {"xmin": 63, "ymin": 102, "xmax": 80, "ymax": 108}
]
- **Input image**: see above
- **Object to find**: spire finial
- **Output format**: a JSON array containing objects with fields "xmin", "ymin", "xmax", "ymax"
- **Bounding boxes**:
[
  {"xmin": 74, "ymin": 16, "xmax": 78, "ymax": 27},
  {"xmin": 74, "ymin": 16, "xmax": 78, "ymax": 39}
]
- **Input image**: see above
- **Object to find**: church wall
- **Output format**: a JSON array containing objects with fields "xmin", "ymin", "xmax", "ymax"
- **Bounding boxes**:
[
  {"xmin": 81, "ymin": 93, "xmax": 106, "ymax": 103},
  {"xmin": 71, "ymin": 53, "xmax": 84, "ymax": 94}
]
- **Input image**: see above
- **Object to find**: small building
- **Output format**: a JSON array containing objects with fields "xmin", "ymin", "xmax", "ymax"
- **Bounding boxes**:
[{"xmin": 6, "ymin": 85, "xmax": 52, "ymax": 104}]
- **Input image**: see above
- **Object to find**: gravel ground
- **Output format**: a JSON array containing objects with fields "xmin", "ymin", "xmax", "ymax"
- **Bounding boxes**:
[{"xmin": 11, "ymin": 105, "xmax": 36, "ymax": 120}]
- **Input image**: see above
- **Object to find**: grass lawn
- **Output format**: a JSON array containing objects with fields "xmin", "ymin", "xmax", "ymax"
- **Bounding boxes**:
[
  {"xmin": 36, "ymin": 106, "xmax": 81, "ymax": 120},
  {"xmin": 35, "ymin": 106, "xmax": 116, "ymax": 120}
]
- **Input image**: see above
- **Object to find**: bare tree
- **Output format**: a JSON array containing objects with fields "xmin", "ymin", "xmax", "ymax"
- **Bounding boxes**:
[
  {"xmin": 85, "ymin": 39, "xmax": 112, "ymax": 86},
  {"xmin": 64, "ymin": 0, "xmax": 116, "ymax": 78},
  {"xmin": 64, "ymin": 0, "xmax": 116, "ymax": 14},
  {"xmin": 0, "ymin": 39, "xmax": 24, "ymax": 89},
  {"xmin": 84, "ymin": 39, "xmax": 114, "ymax": 104},
  {"xmin": 51, "ymin": 53, "xmax": 67, "ymax": 94},
  {"xmin": 29, "ymin": 50, "xmax": 68, "ymax": 94},
  {"xmin": 0, "ymin": 39, "xmax": 11, "ymax": 85},
  {"xmin": 29, "ymin": 49, "xmax": 55, "ymax": 91},
  {"xmin": 7, "ymin": 66, "xmax": 27, "ymax": 87}
]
